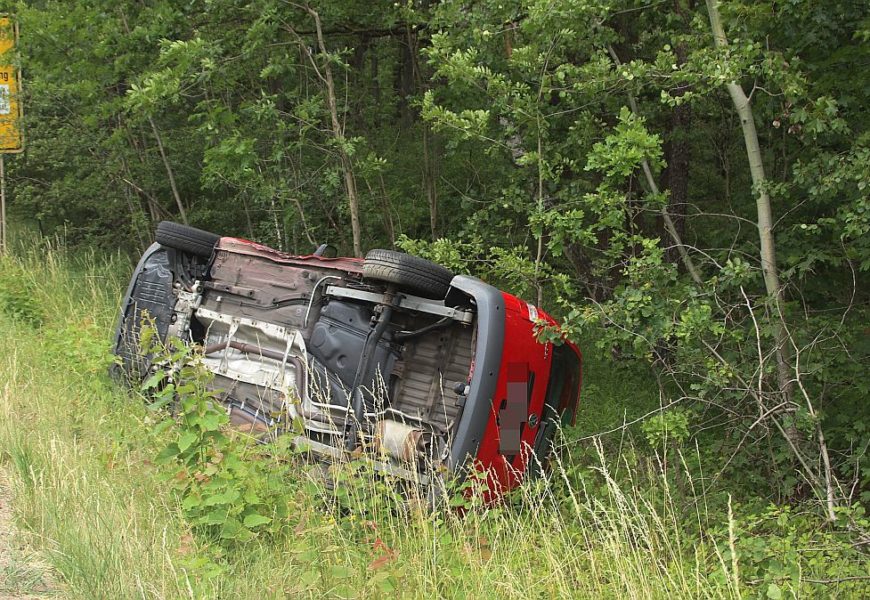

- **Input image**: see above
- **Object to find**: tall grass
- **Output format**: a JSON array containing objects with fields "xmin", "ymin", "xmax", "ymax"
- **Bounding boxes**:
[{"xmin": 0, "ymin": 239, "xmax": 865, "ymax": 599}]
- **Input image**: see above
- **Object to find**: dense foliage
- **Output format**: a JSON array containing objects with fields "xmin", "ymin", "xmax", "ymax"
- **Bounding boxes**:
[{"xmin": 1, "ymin": 0, "xmax": 868, "ymax": 582}]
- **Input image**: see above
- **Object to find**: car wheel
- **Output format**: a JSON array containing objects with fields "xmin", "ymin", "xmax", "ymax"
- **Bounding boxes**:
[
  {"xmin": 155, "ymin": 221, "xmax": 220, "ymax": 258},
  {"xmin": 362, "ymin": 249, "xmax": 454, "ymax": 299}
]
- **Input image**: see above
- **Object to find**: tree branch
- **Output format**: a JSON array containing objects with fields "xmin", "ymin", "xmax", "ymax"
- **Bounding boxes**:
[
  {"xmin": 148, "ymin": 116, "xmax": 188, "ymax": 225},
  {"xmin": 605, "ymin": 44, "xmax": 703, "ymax": 285}
]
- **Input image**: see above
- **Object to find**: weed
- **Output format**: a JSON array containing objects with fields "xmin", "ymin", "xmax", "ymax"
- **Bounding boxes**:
[
  {"xmin": 0, "ymin": 560, "xmax": 53, "ymax": 595},
  {"xmin": 0, "ymin": 258, "xmax": 44, "ymax": 326}
]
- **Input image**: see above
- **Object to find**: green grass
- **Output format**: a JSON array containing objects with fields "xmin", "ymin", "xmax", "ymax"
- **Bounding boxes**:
[{"xmin": 0, "ymin": 239, "xmax": 866, "ymax": 599}]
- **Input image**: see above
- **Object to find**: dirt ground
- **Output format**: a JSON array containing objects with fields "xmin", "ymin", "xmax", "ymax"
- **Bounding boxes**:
[{"xmin": 0, "ymin": 470, "xmax": 59, "ymax": 599}]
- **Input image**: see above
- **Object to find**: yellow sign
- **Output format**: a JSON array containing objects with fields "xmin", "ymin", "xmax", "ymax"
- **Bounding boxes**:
[{"xmin": 0, "ymin": 17, "xmax": 22, "ymax": 153}]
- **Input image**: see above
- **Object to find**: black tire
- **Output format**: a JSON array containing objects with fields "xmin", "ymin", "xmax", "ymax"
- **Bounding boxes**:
[
  {"xmin": 363, "ymin": 249, "xmax": 454, "ymax": 299},
  {"xmin": 155, "ymin": 221, "xmax": 220, "ymax": 258}
]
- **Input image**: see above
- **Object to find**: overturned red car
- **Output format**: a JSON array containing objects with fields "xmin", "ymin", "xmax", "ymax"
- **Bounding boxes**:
[{"xmin": 113, "ymin": 222, "xmax": 582, "ymax": 500}]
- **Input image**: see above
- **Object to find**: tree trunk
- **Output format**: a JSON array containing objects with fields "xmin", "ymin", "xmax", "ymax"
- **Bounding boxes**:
[
  {"xmin": 148, "ymin": 116, "xmax": 188, "ymax": 225},
  {"xmin": 422, "ymin": 125, "xmax": 439, "ymax": 240},
  {"xmin": 704, "ymin": 0, "xmax": 841, "ymax": 520},
  {"xmin": 241, "ymin": 194, "xmax": 254, "ymax": 240},
  {"xmin": 534, "ymin": 129, "xmax": 545, "ymax": 308},
  {"xmin": 350, "ymin": 34, "xmax": 370, "ymax": 128},
  {"xmin": 305, "ymin": 6, "xmax": 363, "ymax": 257},
  {"xmin": 0, "ymin": 156, "xmax": 6, "ymax": 255},
  {"xmin": 606, "ymin": 44, "xmax": 703, "ymax": 285},
  {"xmin": 413, "ymin": 34, "xmax": 438, "ymax": 241},
  {"xmin": 705, "ymin": 0, "xmax": 791, "ymax": 403},
  {"xmin": 396, "ymin": 28, "xmax": 416, "ymax": 126},
  {"xmin": 663, "ymin": 44, "xmax": 692, "ymax": 265},
  {"xmin": 371, "ymin": 47, "xmax": 381, "ymax": 127},
  {"xmin": 378, "ymin": 173, "xmax": 397, "ymax": 245}
]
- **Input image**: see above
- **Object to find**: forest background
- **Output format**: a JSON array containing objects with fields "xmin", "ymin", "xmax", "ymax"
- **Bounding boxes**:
[{"xmin": 0, "ymin": 0, "xmax": 868, "ymax": 597}]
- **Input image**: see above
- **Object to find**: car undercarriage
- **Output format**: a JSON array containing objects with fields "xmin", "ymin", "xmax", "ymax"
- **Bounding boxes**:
[{"xmin": 114, "ymin": 222, "xmax": 582, "ymax": 499}]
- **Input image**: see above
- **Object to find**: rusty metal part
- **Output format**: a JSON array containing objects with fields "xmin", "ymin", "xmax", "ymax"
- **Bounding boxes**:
[
  {"xmin": 203, "ymin": 340, "xmax": 286, "ymax": 362},
  {"xmin": 374, "ymin": 419, "xmax": 425, "ymax": 462},
  {"xmin": 217, "ymin": 237, "xmax": 364, "ymax": 274}
]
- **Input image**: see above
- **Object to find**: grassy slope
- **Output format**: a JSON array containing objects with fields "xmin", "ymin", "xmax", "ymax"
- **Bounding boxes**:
[{"xmin": 0, "ymin": 242, "xmax": 866, "ymax": 599}]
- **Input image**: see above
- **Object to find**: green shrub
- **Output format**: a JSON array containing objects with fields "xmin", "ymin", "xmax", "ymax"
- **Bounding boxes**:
[{"xmin": 0, "ymin": 258, "xmax": 44, "ymax": 326}]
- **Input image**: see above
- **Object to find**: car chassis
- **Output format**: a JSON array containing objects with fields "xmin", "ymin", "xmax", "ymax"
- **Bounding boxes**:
[{"xmin": 113, "ymin": 222, "xmax": 582, "ymax": 500}]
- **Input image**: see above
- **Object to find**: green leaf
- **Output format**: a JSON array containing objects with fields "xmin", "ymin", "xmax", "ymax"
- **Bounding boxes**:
[
  {"xmin": 146, "ymin": 392, "xmax": 174, "ymax": 412},
  {"xmin": 194, "ymin": 412, "xmax": 225, "ymax": 431},
  {"xmin": 329, "ymin": 565, "xmax": 352, "ymax": 579},
  {"xmin": 766, "ymin": 583, "xmax": 783, "ymax": 600},
  {"xmin": 220, "ymin": 517, "xmax": 252, "ymax": 541},
  {"xmin": 203, "ymin": 488, "xmax": 240, "ymax": 506},
  {"xmin": 151, "ymin": 419, "xmax": 174, "ymax": 435},
  {"xmin": 242, "ymin": 513, "xmax": 271, "ymax": 528},
  {"xmin": 156, "ymin": 443, "xmax": 181, "ymax": 463},
  {"xmin": 181, "ymin": 494, "xmax": 201, "ymax": 511},
  {"xmin": 369, "ymin": 571, "xmax": 396, "ymax": 593},
  {"xmin": 141, "ymin": 370, "xmax": 165, "ymax": 390},
  {"xmin": 177, "ymin": 431, "xmax": 198, "ymax": 454},
  {"xmin": 203, "ymin": 509, "xmax": 228, "ymax": 525},
  {"xmin": 298, "ymin": 570, "xmax": 319, "ymax": 586}
]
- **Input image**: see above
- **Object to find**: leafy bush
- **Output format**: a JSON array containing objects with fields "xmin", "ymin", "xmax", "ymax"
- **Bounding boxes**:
[
  {"xmin": 0, "ymin": 258, "xmax": 44, "ymax": 326},
  {"xmin": 138, "ymin": 333, "xmax": 293, "ymax": 548}
]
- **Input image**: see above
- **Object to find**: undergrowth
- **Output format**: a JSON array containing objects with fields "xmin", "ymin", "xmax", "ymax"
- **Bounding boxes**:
[{"xmin": 0, "ymin": 239, "xmax": 867, "ymax": 598}]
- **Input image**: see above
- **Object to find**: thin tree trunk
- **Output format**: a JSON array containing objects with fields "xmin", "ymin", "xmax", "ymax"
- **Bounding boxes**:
[
  {"xmin": 404, "ymin": 25, "xmax": 438, "ymax": 241},
  {"xmin": 705, "ymin": 0, "xmax": 792, "ymax": 404},
  {"xmin": 270, "ymin": 196, "xmax": 283, "ymax": 251},
  {"xmin": 420, "ymin": 103, "xmax": 438, "ymax": 239},
  {"xmin": 362, "ymin": 174, "xmax": 396, "ymax": 245},
  {"xmin": 534, "ymin": 129, "xmax": 545, "ymax": 308},
  {"xmin": 663, "ymin": 43, "xmax": 692, "ymax": 266},
  {"xmin": 606, "ymin": 44, "xmax": 703, "ymax": 285},
  {"xmin": 148, "ymin": 116, "xmax": 188, "ymax": 225},
  {"xmin": 378, "ymin": 173, "xmax": 397, "ymax": 245},
  {"xmin": 350, "ymin": 34, "xmax": 370, "ymax": 126},
  {"xmin": 123, "ymin": 182, "xmax": 147, "ymax": 252},
  {"xmin": 241, "ymin": 194, "xmax": 254, "ymax": 239},
  {"xmin": 115, "ymin": 116, "xmax": 151, "ymax": 244},
  {"xmin": 119, "ymin": 146, "xmax": 167, "ymax": 225},
  {"xmin": 120, "ymin": 177, "xmax": 168, "ymax": 223},
  {"xmin": 396, "ymin": 27, "xmax": 416, "ymax": 126},
  {"xmin": 290, "ymin": 196, "xmax": 317, "ymax": 248},
  {"xmin": 303, "ymin": 6, "xmax": 363, "ymax": 257},
  {"xmin": 371, "ymin": 48, "xmax": 381, "ymax": 127},
  {"xmin": 705, "ymin": 0, "xmax": 831, "ymax": 518}
]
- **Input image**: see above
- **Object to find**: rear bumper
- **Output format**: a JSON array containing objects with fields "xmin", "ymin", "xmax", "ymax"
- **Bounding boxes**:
[{"xmin": 445, "ymin": 275, "xmax": 506, "ymax": 472}]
